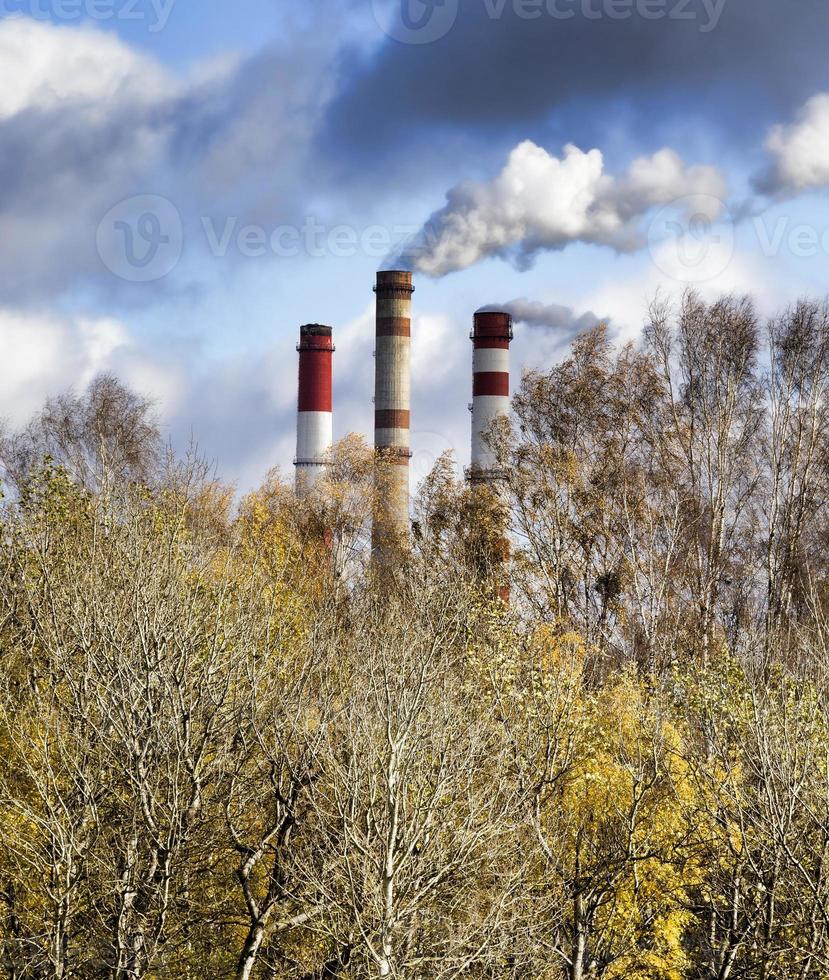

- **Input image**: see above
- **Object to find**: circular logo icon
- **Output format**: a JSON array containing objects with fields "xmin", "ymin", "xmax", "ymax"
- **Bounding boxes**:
[
  {"xmin": 97, "ymin": 194, "xmax": 183, "ymax": 283},
  {"xmin": 647, "ymin": 194, "xmax": 735, "ymax": 284},
  {"xmin": 410, "ymin": 429, "xmax": 459, "ymax": 488},
  {"xmin": 371, "ymin": 0, "xmax": 459, "ymax": 44}
]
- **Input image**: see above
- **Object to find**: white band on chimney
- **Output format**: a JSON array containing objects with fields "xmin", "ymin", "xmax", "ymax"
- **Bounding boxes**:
[
  {"xmin": 296, "ymin": 412, "xmax": 333, "ymax": 467},
  {"xmin": 473, "ymin": 348, "xmax": 510, "ymax": 374}
]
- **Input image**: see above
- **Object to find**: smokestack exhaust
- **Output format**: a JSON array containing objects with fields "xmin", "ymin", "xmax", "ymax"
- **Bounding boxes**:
[
  {"xmin": 373, "ymin": 270, "xmax": 414, "ymax": 552},
  {"xmin": 469, "ymin": 311, "xmax": 513, "ymax": 480},
  {"xmin": 295, "ymin": 323, "xmax": 334, "ymax": 496}
]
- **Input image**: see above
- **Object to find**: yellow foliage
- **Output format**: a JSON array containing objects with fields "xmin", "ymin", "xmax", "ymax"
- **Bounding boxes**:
[{"xmin": 549, "ymin": 675, "xmax": 701, "ymax": 979}]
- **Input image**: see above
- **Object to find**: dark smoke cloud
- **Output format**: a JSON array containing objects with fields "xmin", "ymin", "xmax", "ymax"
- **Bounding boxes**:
[{"xmin": 324, "ymin": 0, "xmax": 829, "ymax": 167}]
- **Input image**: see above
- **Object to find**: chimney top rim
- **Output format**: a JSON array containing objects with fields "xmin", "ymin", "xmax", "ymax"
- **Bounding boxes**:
[
  {"xmin": 374, "ymin": 270, "xmax": 415, "ymax": 292},
  {"xmin": 473, "ymin": 310, "xmax": 514, "ymax": 341}
]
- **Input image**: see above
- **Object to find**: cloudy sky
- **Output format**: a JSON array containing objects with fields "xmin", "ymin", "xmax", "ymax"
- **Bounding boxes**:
[{"xmin": 3, "ymin": 0, "xmax": 829, "ymax": 490}]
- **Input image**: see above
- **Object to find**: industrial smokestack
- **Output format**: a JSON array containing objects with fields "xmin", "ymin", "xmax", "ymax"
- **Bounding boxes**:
[
  {"xmin": 469, "ymin": 310, "xmax": 513, "ymax": 605},
  {"xmin": 470, "ymin": 310, "xmax": 513, "ymax": 480},
  {"xmin": 373, "ymin": 270, "xmax": 414, "ymax": 549},
  {"xmin": 295, "ymin": 323, "xmax": 334, "ymax": 496}
]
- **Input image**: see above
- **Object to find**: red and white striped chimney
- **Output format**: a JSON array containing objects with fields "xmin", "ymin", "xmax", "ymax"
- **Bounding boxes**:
[
  {"xmin": 373, "ymin": 270, "xmax": 414, "ymax": 541},
  {"xmin": 470, "ymin": 311, "xmax": 513, "ymax": 480},
  {"xmin": 295, "ymin": 323, "xmax": 334, "ymax": 496}
]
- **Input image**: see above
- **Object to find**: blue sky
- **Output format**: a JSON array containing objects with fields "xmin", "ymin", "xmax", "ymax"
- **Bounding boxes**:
[{"xmin": 2, "ymin": 0, "xmax": 829, "ymax": 491}]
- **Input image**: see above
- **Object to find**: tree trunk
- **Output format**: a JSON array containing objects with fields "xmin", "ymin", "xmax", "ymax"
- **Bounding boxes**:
[
  {"xmin": 236, "ymin": 923, "xmax": 266, "ymax": 980},
  {"xmin": 571, "ymin": 893, "xmax": 588, "ymax": 980}
]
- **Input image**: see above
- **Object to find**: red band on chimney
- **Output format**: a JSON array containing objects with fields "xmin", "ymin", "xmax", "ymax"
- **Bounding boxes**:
[
  {"xmin": 474, "ymin": 337, "xmax": 511, "ymax": 350},
  {"xmin": 298, "ymin": 352, "xmax": 333, "ymax": 412},
  {"xmin": 473, "ymin": 372, "xmax": 510, "ymax": 397},
  {"xmin": 375, "ymin": 409, "xmax": 411, "ymax": 429},
  {"xmin": 297, "ymin": 324, "xmax": 334, "ymax": 413},
  {"xmin": 376, "ymin": 316, "xmax": 412, "ymax": 338}
]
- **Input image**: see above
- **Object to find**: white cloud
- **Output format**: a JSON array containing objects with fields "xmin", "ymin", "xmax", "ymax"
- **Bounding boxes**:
[
  {"xmin": 0, "ymin": 307, "xmax": 301, "ymax": 491},
  {"xmin": 404, "ymin": 141, "xmax": 728, "ymax": 277},
  {"xmin": 0, "ymin": 309, "xmax": 179, "ymax": 429},
  {"xmin": 764, "ymin": 93, "xmax": 829, "ymax": 194},
  {"xmin": 0, "ymin": 16, "xmax": 173, "ymax": 121},
  {"xmin": 411, "ymin": 313, "xmax": 466, "ymax": 386},
  {"xmin": 577, "ymin": 244, "xmax": 788, "ymax": 347}
]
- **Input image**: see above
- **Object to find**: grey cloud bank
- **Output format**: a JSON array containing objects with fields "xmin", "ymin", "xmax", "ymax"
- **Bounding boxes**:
[
  {"xmin": 0, "ymin": 14, "xmax": 341, "ymax": 302},
  {"xmin": 330, "ymin": 0, "xmax": 829, "ymax": 167}
]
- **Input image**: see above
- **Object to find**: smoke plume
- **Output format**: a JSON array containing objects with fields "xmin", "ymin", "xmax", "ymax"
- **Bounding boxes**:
[
  {"xmin": 399, "ymin": 141, "xmax": 727, "ymax": 277},
  {"xmin": 477, "ymin": 299, "xmax": 604, "ymax": 334}
]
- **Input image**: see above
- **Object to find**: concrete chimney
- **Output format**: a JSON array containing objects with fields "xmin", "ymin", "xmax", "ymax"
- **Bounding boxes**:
[
  {"xmin": 470, "ymin": 311, "xmax": 513, "ymax": 480},
  {"xmin": 295, "ymin": 323, "xmax": 334, "ymax": 496},
  {"xmin": 373, "ymin": 270, "xmax": 414, "ymax": 548}
]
